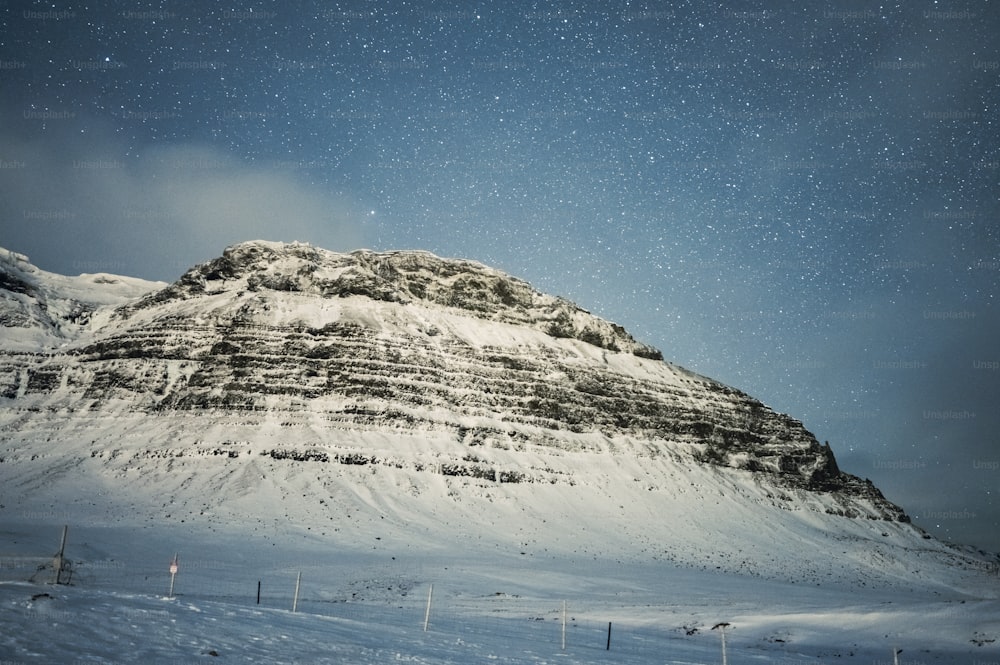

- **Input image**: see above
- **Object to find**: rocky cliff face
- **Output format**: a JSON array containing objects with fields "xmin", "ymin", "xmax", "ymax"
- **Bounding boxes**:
[{"xmin": 0, "ymin": 241, "xmax": 906, "ymax": 530}]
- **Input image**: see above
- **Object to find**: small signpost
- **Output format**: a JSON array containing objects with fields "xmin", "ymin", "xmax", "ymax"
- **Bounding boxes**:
[{"xmin": 168, "ymin": 553, "xmax": 179, "ymax": 598}]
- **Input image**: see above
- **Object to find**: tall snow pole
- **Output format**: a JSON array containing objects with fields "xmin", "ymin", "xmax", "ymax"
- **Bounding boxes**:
[
  {"xmin": 712, "ymin": 622, "xmax": 730, "ymax": 665},
  {"xmin": 893, "ymin": 647, "xmax": 902, "ymax": 665},
  {"xmin": 292, "ymin": 571, "xmax": 302, "ymax": 612}
]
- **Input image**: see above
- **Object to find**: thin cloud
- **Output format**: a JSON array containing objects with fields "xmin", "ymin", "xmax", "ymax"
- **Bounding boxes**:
[{"xmin": 1, "ymin": 122, "xmax": 367, "ymax": 280}]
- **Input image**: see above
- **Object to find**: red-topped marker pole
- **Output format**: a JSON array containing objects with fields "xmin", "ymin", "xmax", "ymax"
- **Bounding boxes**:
[{"xmin": 168, "ymin": 553, "xmax": 179, "ymax": 598}]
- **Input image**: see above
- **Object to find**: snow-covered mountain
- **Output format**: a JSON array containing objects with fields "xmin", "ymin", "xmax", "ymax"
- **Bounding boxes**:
[{"xmin": 0, "ymin": 241, "xmax": 994, "ymax": 591}]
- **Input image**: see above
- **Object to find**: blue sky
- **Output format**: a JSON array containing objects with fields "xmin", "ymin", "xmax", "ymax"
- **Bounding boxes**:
[{"xmin": 1, "ymin": 1, "xmax": 998, "ymax": 551}]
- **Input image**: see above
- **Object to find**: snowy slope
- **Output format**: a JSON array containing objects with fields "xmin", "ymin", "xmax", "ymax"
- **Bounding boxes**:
[{"xmin": 0, "ymin": 241, "xmax": 997, "ymax": 607}]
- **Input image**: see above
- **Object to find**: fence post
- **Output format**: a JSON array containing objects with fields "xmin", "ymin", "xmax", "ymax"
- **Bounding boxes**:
[
  {"xmin": 423, "ymin": 584, "xmax": 434, "ymax": 631},
  {"xmin": 561, "ymin": 601, "xmax": 567, "ymax": 651},
  {"xmin": 712, "ymin": 622, "xmax": 730, "ymax": 665},
  {"xmin": 53, "ymin": 525, "xmax": 68, "ymax": 585}
]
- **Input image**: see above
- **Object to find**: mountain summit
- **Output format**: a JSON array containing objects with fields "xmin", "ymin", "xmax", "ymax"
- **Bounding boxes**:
[
  {"xmin": 124, "ymin": 240, "xmax": 665, "ymax": 359},
  {"xmin": 0, "ymin": 241, "xmax": 988, "ymax": 587}
]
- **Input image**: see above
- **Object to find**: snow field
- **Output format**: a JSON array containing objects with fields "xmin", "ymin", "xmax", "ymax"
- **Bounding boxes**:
[
  {"xmin": 1, "ymin": 580, "xmax": 737, "ymax": 665},
  {"xmin": 1, "ymin": 522, "xmax": 997, "ymax": 664}
]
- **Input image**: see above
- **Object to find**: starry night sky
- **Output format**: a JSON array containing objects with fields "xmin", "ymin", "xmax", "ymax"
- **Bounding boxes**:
[{"xmin": 2, "ymin": 1, "xmax": 999, "ymax": 552}]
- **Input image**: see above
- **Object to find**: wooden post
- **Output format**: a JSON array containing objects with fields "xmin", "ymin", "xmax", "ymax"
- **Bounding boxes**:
[
  {"xmin": 292, "ymin": 572, "xmax": 301, "ymax": 612},
  {"xmin": 606, "ymin": 621, "xmax": 612, "ymax": 650},
  {"xmin": 257, "ymin": 580, "xmax": 261, "ymax": 605},
  {"xmin": 53, "ymin": 525, "xmax": 68, "ymax": 584},
  {"xmin": 423, "ymin": 584, "xmax": 434, "ymax": 631}
]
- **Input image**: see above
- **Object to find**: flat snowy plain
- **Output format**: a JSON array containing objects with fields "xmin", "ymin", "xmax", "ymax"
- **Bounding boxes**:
[{"xmin": 1, "ymin": 518, "xmax": 997, "ymax": 664}]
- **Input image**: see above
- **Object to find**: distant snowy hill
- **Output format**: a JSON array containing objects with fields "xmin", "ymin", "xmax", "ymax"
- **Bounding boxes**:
[
  {"xmin": 0, "ymin": 241, "xmax": 995, "ymax": 592},
  {"xmin": 0, "ymin": 247, "xmax": 163, "ymax": 352}
]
